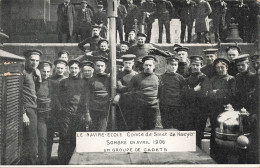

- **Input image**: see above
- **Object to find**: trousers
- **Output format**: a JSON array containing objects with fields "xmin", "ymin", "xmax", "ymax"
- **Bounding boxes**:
[{"xmin": 21, "ymin": 107, "xmax": 38, "ymax": 165}]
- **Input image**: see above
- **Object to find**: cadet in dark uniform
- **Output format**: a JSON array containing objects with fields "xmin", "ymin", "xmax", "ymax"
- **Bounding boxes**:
[
  {"xmin": 21, "ymin": 49, "xmax": 42, "ymax": 165},
  {"xmin": 58, "ymin": 60, "xmax": 86, "ymax": 165},
  {"xmin": 179, "ymin": 0, "xmax": 196, "ymax": 43},
  {"xmin": 114, "ymin": 54, "xmax": 138, "ymax": 130},
  {"xmin": 47, "ymin": 59, "xmax": 68, "ymax": 164},
  {"xmin": 54, "ymin": 50, "xmax": 70, "ymax": 77},
  {"xmin": 127, "ymin": 32, "xmax": 171, "ymax": 59},
  {"xmin": 155, "ymin": 0, "xmax": 173, "ymax": 43},
  {"xmin": 208, "ymin": 58, "xmax": 236, "ymax": 161},
  {"xmin": 93, "ymin": 4, "xmax": 108, "ymax": 38},
  {"xmin": 183, "ymin": 55, "xmax": 210, "ymax": 147},
  {"xmin": 128, "ymin": 29, "xmax": 137, "ymax": 47},
  {"xmin": 226, "ymin": 45, "xmax": 241, "ymax": 76},
  {"xmin": 141, "ymin": 0, "xmax": 156, "ymax": 43},
  {"xmin": 226, "ymin": 45, "xmax": 255, "ymax": 76},
  {"xmin": 128, "ymin": 55, "xmax": 160, "ymax": 130},
  {"xmin": 92, "ymin": 39, "xmax": 110, "ymax": 58},
  {"xmin": 158, "ymin": 56, "xmax": 186, "ymax": 130},
  {"xmin": 76, "ymin": 0, "xmax": 94, "ymax": 41},
  {"xmin": 78, "ymin": 25, "xmax": 104, "ymax": 53},
  {"xmin": 37, "ymin": 61, "xmax": 52, "ymax": 165},
  {"xmin": 201, "ymin": 48, "xmax": 218, "ymax": 79},
  {"xmin": 233, "ymin": 54, "xmax": 257, "ymax": 113},
  {"xmin": 81, "ymin": 60, "xmax": 94, "ymax": 80},
  {"xmin": 85, "ymin": 56, "xmax": 111, "ymax": 131},
  {"xmin": 212, "ymin": 0, "xmax": 227, "ymax": 43},
  {"xmin": 116, "ymin": 0, "xmax": 127, "ymax": 42},
  {"xmin": 175, "ymin": 47, "xmax": 190, "ymax": 78},
  {"xmin": 117, "ymin": 41, "xmax": 129, "ymax": 58}
]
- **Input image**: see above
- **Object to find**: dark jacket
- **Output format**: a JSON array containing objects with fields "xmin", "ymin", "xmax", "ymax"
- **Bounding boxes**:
[
  {"xmin": 124, "ymin": 3, "xmax": 141, "ymax": 32},
  {"xmin": 93, "ymin": 11, "xmax": 107, "ymax": 25},
  {"xmin": 158, "ymin": 72, "xmax": 186, "ymax": 106},
  {"xmin": 129, "ymin": 72, "xmax": 160, "ymax": 106},
  {"xmin": 212, "ymin": 1, "xmax": 227, "ymax": 28},
  {"xmin": 141, "ymin": 1, "xmax": 157, "ymax": 24},
  {"xmin": 117, "ymin": 4, "xmax": 128, "ymax": 24},
  {"xmin": 57, "ymin": 3, "xmax": 76, "ymax": 36},
  {"xmin": 155, "ymin": 0, "xmax": 174, "ymax": 21},
  {"xmin": 233, "ymin": 3, "xmax": 249, "ymax": 23},
  {"xmin": 76, "ymin": 8, "xmax": 93, "ymax": 29},
  {"xmin": 178, "ymin": 0, "xmax": 196, "ymax": 24},
  {"xmin": 117, "ymin": 70, "xmax": 138, "ymax": 93},
  {"xmin": 201, "ymin": 64, "xmax": 216, "ymax": 79},
  {"xmin": 194, "ymin": 0, "xmax": 212, "ymax": 32},
  {"xmin": 235, "ymin": 71, "xmax": 257, "ymax": 112},
  {"xmin": 177, "ymin": 62, "xmax": 190, "ymax": 78}
]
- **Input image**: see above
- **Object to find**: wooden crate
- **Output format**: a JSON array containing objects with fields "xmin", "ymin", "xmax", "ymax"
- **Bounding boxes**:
[{"xmin": 0, "ymin": 49, "xmax": 25, "ymax": 165}]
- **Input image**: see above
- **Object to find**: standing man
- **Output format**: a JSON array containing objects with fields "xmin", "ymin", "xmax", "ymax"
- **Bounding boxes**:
[
  {"xmin": 233, "ymin": 54, "xmax": 257, "ymax": 113},
  {"xmin": 155, "ymin": 0, "xmax": 173, "ymax": 43},
  {"xmin": 21, "ymin": 49, "xmax": 42, "ymax": 165},
  {"xmin": 201, "ymin": 48, "xmax": 218, "ymax": 79},
  {"xmin": 158, "ymin": 56, "xmax": 186, "ymax": 130},
  {"xmin": 179, "ymin": 0, "xmax": 196, "ymax": 43},
  {"xmin": 37, "ymin": 61, "xmax": 52, "ymax": 165},
  {"xmin": 58, "ymin": 60, "xmax": 86, "ymax": 164},
  {"xmin": 141, "ymin": 0, "xmax": 156, "ymax": 43},
  {"xmin": 47, "ymin": 59, "xmax": 68, "ymax": 164},
  {"xmin": 93, "ymin": 4, "xmax": 108, "ymax": 38},
  {"xmin": 124, "ymin": 0, "xmax": 141, "ymax": 41},
  {"xmin": 114, "ymin": 54, "xmax": 138, "ymax": 130},
  {"xmin": 85, "ymin": 56, "xmax": 111, "ymax": 131},
  {"xmin": 175, "ymin": 47, "xmax": 190, "ymax": 78},
  {"xmin": 194, "ymin": 0, "xmax": 212, "ymax": 43},
  {"xmin": 78, "ymin": 25, "xmax": 103, "ymax": 53},
  {"xmin": 116, "ymin": 0, "xmax": 127, "ymax": 42},
  {"xmin": 76, "ymin": 0, "xmax": 94, "ymax": 41},
  {"xmin": 128, "ymin": 56, "xmax": 160, "ymax": 130},
  {"xmin": 212, "ymin": 0, "xmax": 227, "ymax": 43},
  {"xmin": 57, "ymin": 0, "xmax": 75, "ymax": 43},
  {"xmin": 233, "ymin": 0, "xmax": 250, "ymax": 42},
  {"xmin": 183, "ymin": 55, "xmax": 210, "ymax": 147}
]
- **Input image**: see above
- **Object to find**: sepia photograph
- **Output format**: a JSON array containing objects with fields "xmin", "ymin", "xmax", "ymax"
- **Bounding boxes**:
[{"xmin": 0, "ymin": 0, "xmax": 259, "ymax": 167}]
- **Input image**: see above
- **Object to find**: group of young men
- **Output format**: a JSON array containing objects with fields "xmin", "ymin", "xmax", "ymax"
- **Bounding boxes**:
[{"xmin": 57, "ymin": 0, "xmax": 259, "ymax": 44}]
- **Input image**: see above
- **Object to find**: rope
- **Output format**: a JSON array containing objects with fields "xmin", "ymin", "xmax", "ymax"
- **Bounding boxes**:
[{"xmin": 117, "ymin": 104, "xmax": 129, "ymax": 130}]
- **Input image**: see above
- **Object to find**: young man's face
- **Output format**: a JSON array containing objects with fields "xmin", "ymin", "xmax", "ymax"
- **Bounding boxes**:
[
  {"xmin": 143, "ymin": 60, "xmax": 155, "ymax": 73},
  {"xmin": 205, "ymin": 54, "xmax": 217, "ymax": 65},
  {"xmin": 98, "ymin": 7, "xmax": 103, "ymax": 12},
  {"xmin": 190, "ymin": 62, "xmax": 202, "ymax": 73},
  {"xmin": 117, "ymin": 65, "xmax": 124, "ymax": 73},
  {"xmin": 41, "ymin": 66, "xmax": 51, "ymax": 80},
  {"xmin": 137, "ymin": 36, "xmax": 146, "ymax": 45},
  {"xmin": 59, "ymin": 53, "xmax": 69, "ymax": 62},
  {"xmin": 82, "ymin": 66, "xmax": 94, "ymax": 78},
  {"xmin": 128, "ymin": 31, "xmax": 136, "ymax": 41},
  {"xmin": 215, "ymin": 62, "xmax": 227, "ymax": 76},
  {"xmin": 167, "ymin": 61, "xmax": 178, "ymax": 73},
  {"xmin": 93, "ymin": 28, "xmax": 101, "ymax": 36},
  {"xmin": 95, "ymin": 61, "xmax": 106, "ymax": 74},
  {"xmin": 81, "ymin": 2, "xmax": 87, "ymax": 8},
  {"xmin": 55, "ymin": 63, "xmax": 66, "ymax": 76},
  {"xmin": 120, "ymin": 44, "xmax": 128, "ymax": 53},
  {"xmin": 227, "ymin": 49, "xmax": 239, "ymax": 61},
  {"xmin": 27, "ymin": 55, "xmax": 40, "ymax": 69},
  {"xmin": 99, "ymin": 42, "xmax": 108, "ymax": 51},
  {"xmin": 69, "ymin": 63, "xmax": 80, "ymax": 77},
  {"xmin": 236, "ymin": 61, "xmax": 249, "ymax": 73},
  {"xmin": 123, "ymin": 60, "xmax": 134, "ymax": 71},
  {"xmin": 178, "ymin": 51, "xmax": 188, "ymax": 63}
]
